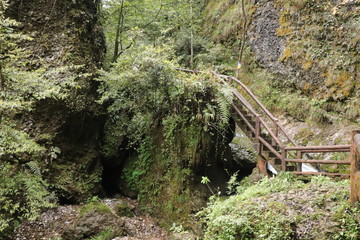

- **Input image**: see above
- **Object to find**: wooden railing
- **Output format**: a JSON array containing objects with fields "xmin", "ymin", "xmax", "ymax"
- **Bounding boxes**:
[
  {"xmin": 176, "ymin": 68, "xmax": 355, "ymax": 178},
  {"xmin": 351, "ymin": 130, "xmax": 360, "ymax": 204}
]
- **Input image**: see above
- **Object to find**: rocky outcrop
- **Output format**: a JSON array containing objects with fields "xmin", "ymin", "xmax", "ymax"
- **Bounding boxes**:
[
  {"xmin": 248, "ymin": 1, "xmax": 286, "ymax": 74},
  {"xmin": 14, "ymin": 198, "xmax": 168, "ymax": 240},
  {"xmin": 6, "ymin": 0, "xmax": 106, "ymax": 202},
  {"xmin": 248, "ymin": 0, "xmax": 360, "ymax": 98}
]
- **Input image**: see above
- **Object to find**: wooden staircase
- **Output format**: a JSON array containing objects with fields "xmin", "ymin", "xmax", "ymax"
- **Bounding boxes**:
[
  {"xmin": 215, "ymin": 72, "xmax": 351, "ymax": 177},
  {"xmin": 176, "ymin": 68, "xmax": 352, "ymax": 178}
]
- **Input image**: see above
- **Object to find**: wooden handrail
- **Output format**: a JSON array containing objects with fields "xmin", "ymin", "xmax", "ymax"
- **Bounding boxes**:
[
  {"xmin": 292, "ymin": 172, "xmax": 350, "ymax": 177},
  {"xmin": 232, "ymin": 104, "xmax": 255, "ymax": 133},
  {"xmin": 233, "ymin": 91, "xmax": 258, "ymax": 117},
  {"xmin": 258, "ymin": 137, "xmax": 283, "ymax": 160},
  {"xmin": 175, "ymin": 67, "xmax": 355, "ymax": 179},
  {"xmin": 218, "ymin": 74, "xmax": 298, "ymax": 147},
  {"xmin": 285, "ymin": 159, "xmax": 351, "ymax": 165},
  {"xmin": 228, "ymin": 76, "xmax": 276, "ymax": 121},
  {"xmin": 285, "ymin": 145, "xmax": 351, "ymax": 152},
  {"xmin": 259, "ymin": 117, "xmax": 284, "ymax": 148}
]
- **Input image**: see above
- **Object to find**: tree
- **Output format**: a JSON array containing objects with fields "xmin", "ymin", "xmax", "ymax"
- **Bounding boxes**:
[{"xmin": 101, "ymin": 0, "xmax": 206, "ymax": 65}]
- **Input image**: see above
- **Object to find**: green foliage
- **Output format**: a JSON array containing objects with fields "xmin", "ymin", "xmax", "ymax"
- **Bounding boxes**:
[
  {"xmin": 0, "ymin": 162, "xmax": 55, "ymax": 238},
  {"xmin": 114, "ymin": 202, "xmax": 134, "ymax": 217},
  {"xmin": 98, "ymin": 45, "xmax": 232, "ymax": 226},
  {"xmin": 79, "ymin": 197, "xmax": 112, "ymax": 218},
  {"xmin": 0, "ymin": 123, "xmax": 45, "ymax": 160},
  {"xmin": 89, "ymin": 229, "xmax": 114, "ymax": 240},
  {"xmin": 332, "ymin": 203, "xmax": 360, "ymax": 240},
  {"xmin": 102, "ymin": 0, "xmax": 210, "ymax": 67},
  {"xmin": 98, "ymin": 45, "xmax": 232, "ymax": 152},
  {"xmin": 199, "ymin": 175, "xmax": 360, "ymax": 240}
]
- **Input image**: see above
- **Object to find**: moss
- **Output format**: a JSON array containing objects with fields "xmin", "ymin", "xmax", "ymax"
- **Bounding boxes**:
[
  {"xmin": 279, "ymin": 47, "xmax": 293, "ymax": 62},
  {"xmin": 276, "ymin": 11, "xmax": 293, "ymax": 36},
  {"xmin": 302, "ymin": 59, "xmax": 313, "ymax": 71},
  {"xmin": 114, "ymin": 202, "xmax": 134, "ymax": 217},
  {"xmin": 79, "ymin": 199, "xmax": 112, "ymax": 218},
  {"xmin": 200, "ymin": 175, "xmax": 360, "ymax": 240}
]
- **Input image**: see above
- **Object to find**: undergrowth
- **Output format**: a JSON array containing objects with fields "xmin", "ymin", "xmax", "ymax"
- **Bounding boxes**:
[
  {"xmin": 199, "ymin": 173, "xmax": 360, "ymax": 240},
  {"xmin": 97, "ymin": 45, "xmax": 234, "ymax": 227}
]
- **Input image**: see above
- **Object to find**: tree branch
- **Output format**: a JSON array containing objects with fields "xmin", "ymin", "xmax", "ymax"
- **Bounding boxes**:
[{"xmin": 112, "ymin": 4, "xmax": 164, "ymax": 62}]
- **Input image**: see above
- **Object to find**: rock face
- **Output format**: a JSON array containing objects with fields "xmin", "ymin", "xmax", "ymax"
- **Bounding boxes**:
[
  {"xmin": 205, "ymin": 0, "xmax": 360, "ymax": 100},
  {"xmin": 248, "ymin": 1, "xmax": 286, "ymax": 73},
  {"xmin": 248, "ymin": 0, "xmax": 360, "ymax": 98},
  {"xmin": 6, "ymin": 0, "xmax": 106, "ymax": 202}
]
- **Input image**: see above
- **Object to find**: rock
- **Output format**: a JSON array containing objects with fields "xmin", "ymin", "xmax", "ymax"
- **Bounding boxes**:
[
  {"xmin": 248, "ymin": 1, "xmax": 286, "ymax": 73},
  {"xmin": 115, "ymin": 202, "xmax": 135, "ymax": 217},
  {"xmin": 62, "ymin": 210, "xmax": 126, "ymax": 240},
  {"xmin": 170, "ymin": 232, "xmax": 197, "ymax": 240}
]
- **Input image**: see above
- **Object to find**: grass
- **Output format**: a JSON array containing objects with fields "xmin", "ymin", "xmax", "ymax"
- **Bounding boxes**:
[{"xmin": 199, "ymin": 174, "xmax": 360, "ymax": 240}]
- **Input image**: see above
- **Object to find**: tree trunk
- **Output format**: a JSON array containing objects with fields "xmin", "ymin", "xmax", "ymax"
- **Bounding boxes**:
[
  {"xmin": 0, "ymin": 63, "xmax": 4, "ymax": 94},
  {"xmin": 237, "ymin": 0, "xmax": 247, "ymax": 78},
  {"xmin": 112, "ymin": 0, "xmax": 125, "ymax": 63},
  {"xmin": 190, "ymin": 0, "xmax": 194, "ymax": 68},
  {"xmin": 0, "ymin": 62, "xmax": 4, "ymax": 123}
]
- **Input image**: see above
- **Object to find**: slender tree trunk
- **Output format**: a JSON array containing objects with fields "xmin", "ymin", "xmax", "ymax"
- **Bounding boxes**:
[
  {"xmin": 95, "ymin": 0, "xmax": 101, "ymax": 13},
  {"xmin": 190, "ymin": 0, "xmax": 194, "ymax": 68},
  {"xmin": 0, "ymin": 62, "xmax": 5, "ymax": 124},
  {"xmin": 0, "ymin": 63, "xmax": 4, "ymax": 94},
  {"xmin": 113, "ymin": 0, "xmax": 125, "ymax": 63},
  {"xmin": 237, "ymin": 0, "xmax": 247, "ymax": 77}
]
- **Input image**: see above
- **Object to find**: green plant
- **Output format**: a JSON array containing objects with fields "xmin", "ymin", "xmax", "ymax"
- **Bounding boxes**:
[
  {"xmin": 98, "ymin": 45, "xmax": 233, "ymax": 228},
  {"xmin": 89, "ymin": 229, "xmax": 114, "ymax": 240},
  {"xmin": 79, "ymin": 197, "xmax": 111, "ymax": 218},
  {"xmin": 199, "ymin": 175, "xmax": 359, "ymax": 240},
  {"xmin": 0, "ymin": 162, "xmax": 55, "ymax": 238}
]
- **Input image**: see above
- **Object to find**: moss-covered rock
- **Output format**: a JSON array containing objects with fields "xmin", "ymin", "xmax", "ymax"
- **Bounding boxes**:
[{"xmin": 4, "ymin": 0, "xmax": 106, "ymax": 203}]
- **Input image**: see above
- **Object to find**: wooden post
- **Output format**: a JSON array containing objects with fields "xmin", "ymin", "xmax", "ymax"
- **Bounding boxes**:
[
  {"xmin": 255, "ymin": 117, "xmax": 267, "ymax": 175},
  {"xmin": 281, "ymin": 147, "xmax": 286, "ymax": 171},
  {"xmin": 296, "ymin": 151, "xmax": 303, "ymax": 172},
  {"xmin": 350, "ymin": 130, "xmax": 360, "ymax": 205},
  {"xmin": 257, "ymin": 156, "xmax": 268, "ymax": 176},
  {"xmin": 274, "ymin": 121, "xmax": 279, "ymax": 137},
  {"xmin": 255, "ymin": 116, "xmax": 261, "ymax": 152},
  {"xmin": 229, "ymin": 77, "xmax": 233, "ymax": 86}
]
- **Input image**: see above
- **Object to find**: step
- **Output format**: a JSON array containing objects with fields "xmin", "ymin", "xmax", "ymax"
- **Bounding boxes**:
[
  {"xmin": 268, "ymin": 157, "xmax": 282, "ymax": 166},
  {"xmin": 263, "ymin": 150, "xmax": 279, "ymax": 158},
  {"xmin": 286, "ymin": 165, "xmax": 296, "ymax": 171},
  {"xmin": 236, "ymin": 119, "xmax": 255, "ymax": 128}
]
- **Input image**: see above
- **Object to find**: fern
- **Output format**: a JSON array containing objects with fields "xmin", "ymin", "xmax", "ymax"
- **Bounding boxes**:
[
  {"xmin": 26, "ymin": 161, "xmax": 41, "ymax": 176},
  {"xmin": 216, "ymin": 85, "xmax": 233, "ymax": 127}
]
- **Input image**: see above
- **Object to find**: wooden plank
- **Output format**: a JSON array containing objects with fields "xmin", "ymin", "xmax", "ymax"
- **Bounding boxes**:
[
  {"xmin": 281, "ymin": 147, "xmax": 286, "ymax": 171},
  {"xmin": 232, "ymin": 90, "xmax": 258, "ymax": 116},
  {"xmin": 285, "ymin": 159, "xmax": 351, "ymax": 165},
  {"xmin": 223, "ymin": 74, "xmax": 298, "ymax": 147},
  {"xmin": 351, "ymin": 130, "xmax": 360, "ymax": 205},
  {"xmin": 296, "ymin": 151, "xmax": 303, "ymax": 172},
  {"xmin": 258, "ymin": 137, "xmax": 282, "ymax": 160},
  {"xmin": 285, "ymin": 145, "xmax": 351, "ymax": 152},
  {"xmin": 232, "ymin": 104, "xmax": 255, "ymax": 133},
  {"xmin": 292, "ymin": 172, "xmax": 350, "ymax": 177},
  {"xmin": 259, "ymin": 117, "xmax": 283, "ymax": 148}
]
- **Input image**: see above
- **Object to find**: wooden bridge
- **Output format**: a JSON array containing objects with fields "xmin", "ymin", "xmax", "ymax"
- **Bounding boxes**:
[{"xmin": 177, "ymin": 68, "xmax": 360, "ymax": 203}]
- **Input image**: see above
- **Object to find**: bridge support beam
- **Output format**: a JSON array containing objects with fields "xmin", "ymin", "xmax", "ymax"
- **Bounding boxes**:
[
  {"xmin": 257, "ymin": 156, "xmax": 268, "ymax": 176},
  {"xmin": 350, "ymin": 130, "xmax": 360, "ymax": 205}
]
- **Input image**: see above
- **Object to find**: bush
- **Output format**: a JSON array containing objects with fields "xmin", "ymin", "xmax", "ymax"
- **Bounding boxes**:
[
  {"xmin": 0, "ymin": 163, "xmax": 55, "ymax": 238},
  {"xmin": 199, "ymin": 175, "xmax": 360, "ymax": 240}
]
